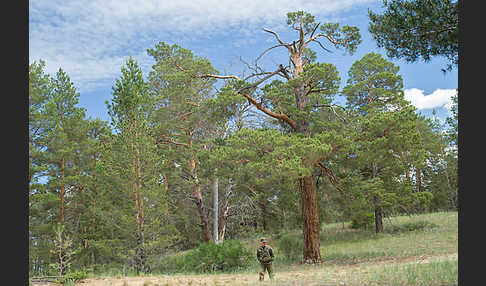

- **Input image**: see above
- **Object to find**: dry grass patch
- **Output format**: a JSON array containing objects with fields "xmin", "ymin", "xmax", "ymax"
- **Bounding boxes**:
[{"xmin": 74, "ymin": 212, "xmax": 457, "ymax": 286}]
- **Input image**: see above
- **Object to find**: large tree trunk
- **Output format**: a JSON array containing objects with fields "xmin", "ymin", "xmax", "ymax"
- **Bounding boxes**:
[
  {"xmin": 293, "ymin": 70, "xmax": 322, "ymax": 263},
  {"xmin": 300, "ymin": 176, "xmax": 322, "ymax": 263}
]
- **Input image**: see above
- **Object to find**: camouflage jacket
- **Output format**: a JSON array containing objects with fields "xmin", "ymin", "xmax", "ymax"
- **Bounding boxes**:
[{"xmin": 256, "ymin": 245, "xmax": 274, "ymax": 264}]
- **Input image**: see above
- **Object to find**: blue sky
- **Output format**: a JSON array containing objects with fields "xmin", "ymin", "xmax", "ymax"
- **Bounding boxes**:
[{"xmin": 29, "ymin": 0, "xmax": 457, "ymax": 125}]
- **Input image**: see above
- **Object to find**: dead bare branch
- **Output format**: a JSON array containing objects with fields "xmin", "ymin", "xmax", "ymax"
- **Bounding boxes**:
[
  {"xmin": 239, "ymin": 92, "xmax": 296, "ymax": 130},
  {"xmin": 199, "ymin": 74, "xmax": 241, "ymax": 80},
  {"xmin": 315, "ymin": 162, "xmax": 347, "ymax": 198},
  {"xmin": 243, "ymin": 71, "xmax": 279, "ymax": 82},
  {"xmin": 278, "ymin": 64, "xmax": 291, "ymax": 80},
  {"xmin": 309, "ymin": 23, "xmax": 320, "ymax": 40},
  {"xmin": 239, "ymin": 56, "xmax": 265, "ymax": 75},
  {"xmin": 263, "ymin": 28, "xmax": 290, "ymax": 48},
  {"xmin": 311, "ymin": 39, "xmax": 333, "ymax": 53},
  {"xmin": 312, "ymin": 33, "xmax": 349, "ymax": 46},
  {"xmin": 238, "ymin": 66, "xmax": 286, "ymax": 92},
  {"xmin": 168, "ymin": 54, "xmax": 296, "ymax": 130},
  {"xmin": 312, "ymin": 103, "xmax": 347, "ymax": 122},
  {"xmin": 255, "ymin": 44, "xmax": 289, "ymax": 65},
  {"xmin": 291, "ymin": 40, "xmax": 297, "ymax": 53}
]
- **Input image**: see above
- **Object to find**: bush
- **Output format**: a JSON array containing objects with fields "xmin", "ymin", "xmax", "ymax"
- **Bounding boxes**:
[
  {"xmin": 278, "ymin": 234, "xmax": 303, "ymax": 261},
  {"xmin": 55, "ymin": 269, "xmax": 88, "ymax": 285},
  {"xmin": 350, "ymin": 212, "xmax": 375, "ymax": 230},
  {"xmin": 160, "ymin": 240, "xmax": 253, "ymax": 273}
]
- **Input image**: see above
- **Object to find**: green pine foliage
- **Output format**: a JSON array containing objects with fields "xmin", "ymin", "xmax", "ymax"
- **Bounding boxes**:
[
  {"xmin": 369, "ymin": 0, "xmax": 458, "ymax": 71},
  {"xmin": 28, "ymin": 8, "xmax": 457, "ymax": 279}
]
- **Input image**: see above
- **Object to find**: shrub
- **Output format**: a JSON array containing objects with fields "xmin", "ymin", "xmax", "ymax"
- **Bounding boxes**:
[
  {"xmin": 350, "ymin": 212, "xmax": 375, "ymax": 230},
  {"xmin": 56, "ymin": 269, "xmax": 88, "ymax": 285},
  {"xmin": 278, "ymin": 234, "xmax": 303, "ymax": 261},
  {"xmin": 161, "ymin": 240, "xmax": 253, "ymax": 273}
]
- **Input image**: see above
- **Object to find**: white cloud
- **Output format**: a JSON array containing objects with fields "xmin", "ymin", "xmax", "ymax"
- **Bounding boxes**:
[
  {"xmin": 29, "ymin": 0, "xmax": 375, "ymax": 93},
  {"xmin": 404, "ymin": 88, "xmax": 457, "ymax": 111}
]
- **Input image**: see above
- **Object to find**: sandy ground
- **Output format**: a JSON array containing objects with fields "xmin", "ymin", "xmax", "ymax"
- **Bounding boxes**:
[{"xmin": 31, "ymin": 252, "xmax": 457, "ymax": 286}]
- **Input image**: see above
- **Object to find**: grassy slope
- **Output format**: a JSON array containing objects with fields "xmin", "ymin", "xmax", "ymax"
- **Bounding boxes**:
[{"xmin": 76, "ymin": 211, "xmax": 458, "ymax": 286}]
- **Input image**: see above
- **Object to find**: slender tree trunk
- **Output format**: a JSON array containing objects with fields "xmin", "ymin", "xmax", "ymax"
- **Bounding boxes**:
[
  {"xmin": 262, "ymin": 200, "xmax": 268, "ymax": 231},
  {"xmin": 132, "ymin": 156, "xmax": 143, "ymax": 273},
  {"xmin": 371, "ymin": 163, "xmax": 384, "ymax": 233},
  {"xmin": 281, "ymin": 209, "xmax": 286, "ymax": 229},
  {"xmin": 135, "ymin": 126, "xmax": 145, "ymax": 269},
  {"xmin": 60, "ymin": 157, "xmax": 65, "ymax": 223},
  {"xmin": 131, "ymin": 159, "xmax": 140, "ymax": 229},
  {"xmin": 128, "ymin": 119, "xmax": 145, "ymax": 274},
  {"xmin": 415, "ymin": 168, "xmax": 422, "ymax": 193},
  {"xmin": 439, "ymin": 139, "xmax": 456, "ymax": 210},
  {"xmin": 190, "ymin": 158, "xmax": 212, "ymax": 242},
  {"xmin": 218, "ymin": 178, "xmax": 233, "ymax": 242},
  {"xmin": 212, "ymin": 177, "xmax": 219, "ymax": 244},
  {"xmin": 218, "ymin": 216, "xmax": 227, "ymax": 242},
  {"xmin": 374, "ymin": 206, "xmax": 384, "ymax": 233},
  {"xmin": 164, "ymin": 174, "xmax": 170, "ymax": 216},
  {"xmin": 368, "ymin": 82, "xmax": 373, "ymax": 103},
  {"xmin": 90, "ymin": 152, "xmax": 98, "ymax": 269},
  {"xmin": 91, "ymin": 216, "xmax": 97, "ymax": 269}
]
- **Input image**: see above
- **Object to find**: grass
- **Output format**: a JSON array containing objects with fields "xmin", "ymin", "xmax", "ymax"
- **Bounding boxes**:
[
  {"xmin": 74, "ymin": 211, "xmax": 457, "ymax": 286},
  {"xmin": 366, "ymin": 260, "xmax": 458, "ymax": 286},
  {"xmin": 318, "ymin": 211, "xmax": 457, "ymax": 265}
]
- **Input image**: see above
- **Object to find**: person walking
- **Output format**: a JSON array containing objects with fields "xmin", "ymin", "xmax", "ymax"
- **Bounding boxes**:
[{"xmin": 256, "ymin": 237, "xmax": 274, "ymax": 281}]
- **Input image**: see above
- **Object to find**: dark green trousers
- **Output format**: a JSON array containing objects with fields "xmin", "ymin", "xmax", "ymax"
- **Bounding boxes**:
[{"xmin": 259, "ymin": 262, "xmax": 274, "ymax": 281}]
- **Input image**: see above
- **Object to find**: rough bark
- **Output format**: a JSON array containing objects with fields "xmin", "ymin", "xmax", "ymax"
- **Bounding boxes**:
[
  {"xmin": 300, "ymin": 176, "xmax": 322, "ymax": 263},
  {"xmin": 294, "ymin": 75, "xmax": 321, "ymax": 263}
]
